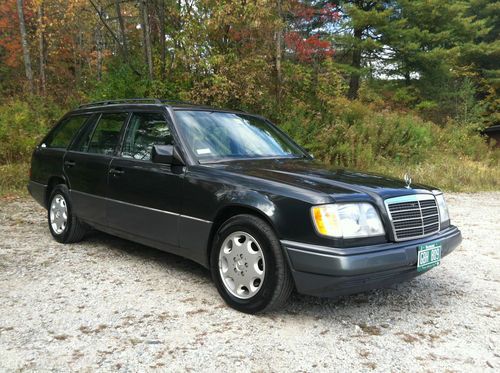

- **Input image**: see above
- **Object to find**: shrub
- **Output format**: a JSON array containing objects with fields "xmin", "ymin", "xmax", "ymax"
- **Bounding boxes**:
[
  {"xmin": 87, "ymin": 62, "xmax": 148, "ymax": 101},
  {"xmin": 0, "ymin": 97, "xmax": 64, "ymax": 164},
  {"xmin": 279, "ymin": 103, "xmax": 499, "ymax": 191}
]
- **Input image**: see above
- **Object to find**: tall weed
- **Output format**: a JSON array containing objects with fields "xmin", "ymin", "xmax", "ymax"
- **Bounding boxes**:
[{"xmin": 280, "ymin": 102, "xmax": 499, "ymax": 191}]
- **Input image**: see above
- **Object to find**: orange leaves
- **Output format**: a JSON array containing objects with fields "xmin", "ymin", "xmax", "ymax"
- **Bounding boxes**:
[
  {"xmin": 291, "ymin": 1, "xmax": 340, "ymax": 23},
  {"xmin": 285, "ymin": 32, "xmax": 334, "ymax": 63},
  {"xmin": 286, "ymin": 1, "xmax": 339, "ymax": 63},
  {"xmin": 0, "ymin": 0, "xmax": 22, "ymax": 67}
]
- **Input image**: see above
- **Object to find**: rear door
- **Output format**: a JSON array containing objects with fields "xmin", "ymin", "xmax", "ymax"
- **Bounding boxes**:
[
  {"xmin": 106, "ymin": 111, "xmax": 183, "ymax": 249},
  {"xmin": 31, "ymin": 114, "xmax": 92, "ymax": 188},
  {"xmin": 64, "ymin": 112, "xmax": 129, "ymax": 226}
]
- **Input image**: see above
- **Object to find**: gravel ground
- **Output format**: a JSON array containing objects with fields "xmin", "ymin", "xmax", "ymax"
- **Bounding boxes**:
[{"xmin": 0, "ymin": 193, "xmax": 499, "ymax": 372}]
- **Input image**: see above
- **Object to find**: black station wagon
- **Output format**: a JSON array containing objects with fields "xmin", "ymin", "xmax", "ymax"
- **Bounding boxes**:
[{"xmin": 28, "ymin": 99, "xmax": 462, "ymax": 313}]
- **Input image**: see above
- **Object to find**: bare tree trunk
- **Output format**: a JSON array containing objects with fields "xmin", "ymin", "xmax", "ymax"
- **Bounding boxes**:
[
  {"xmin": 347, "ymin": 26, "xmax": 362, "ymax": 100},
  {"xmin": 75, "ymin": 28, "xmax": 83, "ymax": 83},
  {"xmin": 275, "ymin": 0, "xmax": 283, "ymax": 110},
  {"xmin": 73, "ymin": 18, "xmax": 83, "ymax": 84},
  {"xmin": 157, "ymin": 0, "xmax": 167, "ymax": 80},
  {"xmin": 37, "ymin": 1, "xmax": 46, "ymax": 95},
  {"xmin": 114, "ymin": 0, "xmax": 129, "ymax": 60},
  {"xmin": 95, "ymin": 5, "xmax": 103, "ymax": 81},
  {"xmin": 140, "ymin": 0, "xmax": 153, "ymax": 80},
  {"xmin": 16, "ymin": 0, "xmax": 34, "ymax": 94}
]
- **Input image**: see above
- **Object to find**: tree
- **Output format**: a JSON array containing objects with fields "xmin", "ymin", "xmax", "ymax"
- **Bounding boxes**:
[
  {"xmin": 334, "ymin": 0, "xmax": 391, "ymax": 100},
  {"xmin": 16, "ymin": 0, "xmax": 34, "ymax": 93},
  {"xmin": 114, "ymin": 0, "xmax": 129, "ymax": 60},
  {"xmin": 139, "ymin": 0, "xmax": 153, "ymax": 80},
  {"xmin": 381, "ymin": 0, "xmax": 494, "ymax": 122},
  {"xmin": 89, "ymin": 0, "xmax": 140, "ymax": 76},
  {"xmin": 36, "ymin": 0, "xmax": 46, "ymax": 95},
  {"xmin": 463, "ymin": 0, "xmax": 500, "ymax": 125},
  {"xmin": 285, "ymin": 1, "xmax": 338, "ymax": 64},
  {"xmin": 275, "ymin": 0, "xmax": 284, "ymax": 106}
]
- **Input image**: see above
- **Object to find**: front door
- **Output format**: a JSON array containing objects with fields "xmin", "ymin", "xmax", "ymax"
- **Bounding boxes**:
[
  {"xmin": 106, "ymin": 111, "xmax": 183, "ymax": 249},
  {"xmin": 64, "ymin": 112, "xmax": 129, "ymax": 225}
]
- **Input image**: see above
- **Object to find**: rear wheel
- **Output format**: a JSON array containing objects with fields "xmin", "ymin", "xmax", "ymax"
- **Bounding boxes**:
[
  {"xmin": 48, "ymin": 185, "xmax": 88, "ymax": 243},
  {"xmin": 211, "ymin": 214, "xmax": 294, "ymax": 314}
]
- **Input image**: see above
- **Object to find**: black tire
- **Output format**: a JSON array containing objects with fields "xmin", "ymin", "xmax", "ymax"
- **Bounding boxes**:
[
  {"xmin": 47, "ymin": 184, "xmax": 88, "ymax": 243},
  {"xmin": 210, "ymin": 214, "xmax": 294, "ymax": 314}
]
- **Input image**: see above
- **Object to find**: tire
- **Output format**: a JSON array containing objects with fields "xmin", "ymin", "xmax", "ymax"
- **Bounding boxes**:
[
  {"xmin": 210, "ymin": 214, "xmax": 294, "ymax": 314},
  {"xmin": 48, "ymin": 184, "xmax": 88, "ymax": 243}
]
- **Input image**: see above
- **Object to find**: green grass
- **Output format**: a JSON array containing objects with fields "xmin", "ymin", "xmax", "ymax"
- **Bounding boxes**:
[
  {"xmin": 0, "ymin": 163, "xmax": 29, "ymax": 197},
  {"xmin": 365, "ymin": 157, "xmax": 500, "ymax": 192}
]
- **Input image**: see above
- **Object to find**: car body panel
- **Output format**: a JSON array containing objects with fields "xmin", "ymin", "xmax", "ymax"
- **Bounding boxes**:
[{"xmin": 106, "ymin": 157, "xmax": 183, "ymax": 248}]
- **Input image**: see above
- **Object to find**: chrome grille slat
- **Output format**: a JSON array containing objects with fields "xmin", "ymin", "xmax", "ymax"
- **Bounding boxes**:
[
  {"xmin": 393, "ymin": 216, "xmax": 428, "ymax": 222},
  {"xmin": 395, "ymin": 221, "xmax": 441, "ymax": 231},
  {"xmin": 384, "ymin": 194, "xmax": 440, "ymax": 241}
]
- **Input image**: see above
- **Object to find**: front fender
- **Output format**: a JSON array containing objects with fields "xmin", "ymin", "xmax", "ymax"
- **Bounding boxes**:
[{"xmin": 217, "ymin": 189, "xmax": 277, "ymax": 221}]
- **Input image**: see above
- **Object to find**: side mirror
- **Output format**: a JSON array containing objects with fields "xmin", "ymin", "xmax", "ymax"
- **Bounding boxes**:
[{"xmin": 152, "ymin": 144, "xmax": 184, "ymax": 165}]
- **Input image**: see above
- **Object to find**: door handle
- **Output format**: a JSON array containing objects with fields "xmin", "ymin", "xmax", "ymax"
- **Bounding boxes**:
[
  {"xmin": 64, "ymin": 160, "xmax": 76, "ymax": 168},
  {"xmin": 109, "ymin": 168, "xmax": 125, "ymax": 175}
]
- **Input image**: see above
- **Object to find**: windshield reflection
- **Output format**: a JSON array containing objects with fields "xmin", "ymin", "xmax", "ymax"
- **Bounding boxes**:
[{"xmin": 174, "ymin": 110, "xmax": 306, "ymax": 162}]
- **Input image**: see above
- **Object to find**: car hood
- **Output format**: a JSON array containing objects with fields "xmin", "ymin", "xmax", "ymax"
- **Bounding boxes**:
[{"xmin": 206, "ymin": 158, "xmax": 436, "ymax": 200}]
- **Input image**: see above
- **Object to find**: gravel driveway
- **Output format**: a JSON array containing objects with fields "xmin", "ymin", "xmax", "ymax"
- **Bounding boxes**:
[{"xmin": 0, "ymin": 193, "xmax": 499, "ymax": 372}]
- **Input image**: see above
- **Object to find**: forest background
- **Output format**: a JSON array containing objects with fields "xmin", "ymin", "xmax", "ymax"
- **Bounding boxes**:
[{"xmin": 1, "ymin": 0, "xmax": 499, "ymax": 195}]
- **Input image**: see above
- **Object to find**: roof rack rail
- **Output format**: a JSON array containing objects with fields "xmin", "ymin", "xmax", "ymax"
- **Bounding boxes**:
[
  {"xmin": 78, "ymin": 98, "xmax": 162, "ymax": 108},
  {"xmin": 78, "ymin": 98, "xmax": 199, "ymax": 109},
  {"xmin": 159, "ymin": 99, "xmax": 198, "ymax": 105}
]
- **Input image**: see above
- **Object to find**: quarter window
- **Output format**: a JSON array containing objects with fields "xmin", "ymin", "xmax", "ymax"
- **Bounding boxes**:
[
  {"xmin": 45, "ymin": 115, "xmax": 90, "ymax": 149},
  {"xmin": 121, "ymin": 113, "xmax": 172, "ymax": 160},
  {"xmin": 85, "ymin": 113, "xmax": 128, "ymax": 155}
]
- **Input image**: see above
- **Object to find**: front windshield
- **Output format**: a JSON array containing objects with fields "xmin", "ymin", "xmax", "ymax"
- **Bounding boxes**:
[{"xmin": 174, "ymin": 110, "xmax": 306, "ymax": 162}]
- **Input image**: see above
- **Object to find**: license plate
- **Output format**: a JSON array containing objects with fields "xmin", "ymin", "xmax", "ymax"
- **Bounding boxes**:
[{"xmin": 417, "ymin": 241, "xmax": 442, "ymax": 272}]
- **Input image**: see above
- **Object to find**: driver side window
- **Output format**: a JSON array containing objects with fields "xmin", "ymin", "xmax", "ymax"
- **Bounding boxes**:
[{"xmin": 121, "ymin": 112, "xmax": 172, "ymax": 161}]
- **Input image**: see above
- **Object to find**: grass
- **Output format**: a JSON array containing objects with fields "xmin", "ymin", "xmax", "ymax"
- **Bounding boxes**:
[
  {"xmin": 366, "ymin": 156, "xmax": 500, "ymax": 192},
  {"xmin": 0, "ymin": 163, "xmax": 30, "ymax": 197}
]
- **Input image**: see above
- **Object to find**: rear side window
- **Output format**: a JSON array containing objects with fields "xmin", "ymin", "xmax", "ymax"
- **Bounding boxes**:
[
  {"xmin": 121, "ymin": 112, "xmax": 172, "ymax": 160},
  {"xmin": 84, "ymin": 113, "xmax": 128, "ymax": 155},
  {"xmin": 45, "ymin": 115, "xmax": 90, "ymax": 149}
]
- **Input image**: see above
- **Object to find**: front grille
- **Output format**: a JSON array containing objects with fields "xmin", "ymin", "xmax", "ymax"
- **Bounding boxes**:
[{"xmin": 385, "ymin": 195, "xmax": 440, "ymax": 241}]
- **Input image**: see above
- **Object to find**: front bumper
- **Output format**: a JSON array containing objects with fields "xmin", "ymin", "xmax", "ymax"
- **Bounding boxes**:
[{"xmin": 281, "ymin": 225, "xmax": 462, "ymax": 297}]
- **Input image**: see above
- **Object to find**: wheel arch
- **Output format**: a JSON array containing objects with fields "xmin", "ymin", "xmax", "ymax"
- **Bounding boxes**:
[
  {"xmin": 206, "ymin": 203, "xmax": 280, "ymax": 268},
  {"xmin": 45, "ymin": 176, "xmax": 69, "ymax": 208}
]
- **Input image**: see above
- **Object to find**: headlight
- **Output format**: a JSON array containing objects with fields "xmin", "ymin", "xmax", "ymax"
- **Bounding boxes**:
[
  {"xmin": 311, "ymin": 203, "xmax": 385, "ymax": 238},
  {"xmin": 434, "ymin": 192, "xmax": 450, "ymax": 224}
]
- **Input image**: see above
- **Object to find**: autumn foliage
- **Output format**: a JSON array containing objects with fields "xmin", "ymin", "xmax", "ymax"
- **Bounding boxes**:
[
  {"xmin": 0, "ymin": 0, "xmax": 23, "ymax": 68},
  {"xmin": 285, "ymin": 32, "xmax": 334, "ymax": 62},
  {"xmin": 0, "ymin": 0, "xmax": 498, "ymax": 194}
]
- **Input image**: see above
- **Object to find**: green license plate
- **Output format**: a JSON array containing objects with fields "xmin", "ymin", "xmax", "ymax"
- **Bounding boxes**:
[{"xmin": 417, "ymin": 241, "xmax": 442, "ymax": 272}]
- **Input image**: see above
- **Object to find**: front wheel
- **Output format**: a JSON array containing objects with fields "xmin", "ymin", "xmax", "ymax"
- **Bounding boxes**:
[{"xmin": 210, "ymin": 214, "xmax": 294, "ymax": 314}]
